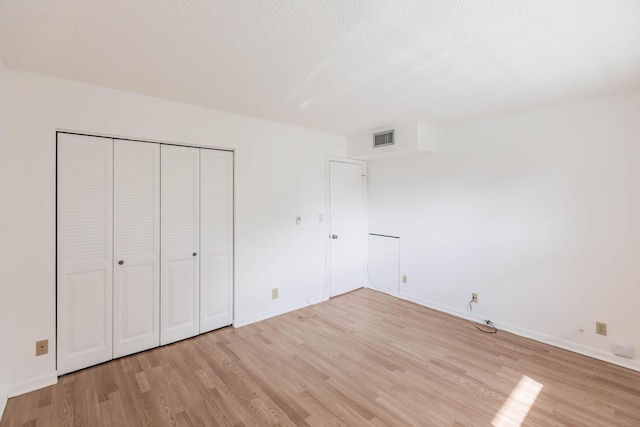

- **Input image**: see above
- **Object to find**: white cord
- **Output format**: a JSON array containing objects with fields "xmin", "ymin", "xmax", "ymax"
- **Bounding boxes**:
[{"xmin": 553, "ymin": 328, "xmax": 584, "ymax": 341}]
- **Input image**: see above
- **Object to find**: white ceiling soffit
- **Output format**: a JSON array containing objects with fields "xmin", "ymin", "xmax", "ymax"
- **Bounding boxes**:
[{"xmin": 0, "ymin": 0, "xmax": 639, "ymax": 135}]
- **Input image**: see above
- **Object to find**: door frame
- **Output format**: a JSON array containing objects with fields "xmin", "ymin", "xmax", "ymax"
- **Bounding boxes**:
[
  {"xmin": 55, "ymin": 130, "xmax": 236, "ymax": 374},
  {"xmin": 325, "ymin": 157, "xmax": 368, "ymax": 298}
]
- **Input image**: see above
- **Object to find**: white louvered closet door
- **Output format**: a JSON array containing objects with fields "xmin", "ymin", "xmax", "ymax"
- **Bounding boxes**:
[
  {"xmin": 200, "ymin": 149, "xmax": 233, "ymax": 333},
  {"xmin": 113, "ymin": 140, "xmax": 160, "ymax": 358},
  {"xmin": 57, "ymin": 134, "xmax": 113, "ymax": 375},
  {"xmin": 160, "ymin": 145, "xmax": 200, "ymax": 345}
]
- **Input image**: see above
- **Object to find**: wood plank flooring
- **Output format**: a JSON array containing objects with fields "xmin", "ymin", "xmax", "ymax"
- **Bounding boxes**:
[{"xmin": 2, "ymin": 288, "xmax": 640, "ymax": 426}]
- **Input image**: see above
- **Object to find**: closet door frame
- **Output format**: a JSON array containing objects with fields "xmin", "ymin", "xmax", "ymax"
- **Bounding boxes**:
[{"xmin": 56, "ymin": 131, "xmax": 235, "ymax": 374}]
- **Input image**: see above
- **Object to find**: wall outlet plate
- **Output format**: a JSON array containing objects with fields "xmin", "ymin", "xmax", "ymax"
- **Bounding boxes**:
[
  {"xmin": 471, "ymin": 293, "xmax": 478, "ymax": 304},
  {"xmin": 596, "ymin": 321, "xmax": 607, "ymax": 336},
  {"xmin": 402, "ymin": 275, "xmax": 407, "ymax": 284},
  {"xmin": 611, "ymin": 341, "xmax": 634, "ymax": 358},
  {"xmin": 36, "ymin": 339, "xmax": 48, "ymax": 356},
  {"xmin": 272, "ymin": 288, "xmax": 278, "ymax": 300}
]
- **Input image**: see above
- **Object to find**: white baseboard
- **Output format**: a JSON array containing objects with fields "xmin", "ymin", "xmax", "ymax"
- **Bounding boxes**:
[
  {"xmin": 390, "ymin": 290, "xmax": 640, "ymax": 373},
  {"xmin": 367, "ymin": 285, "xmax": 400, "ymax": 298},
  {"xmin": 0, "ymin": 392, "xmax": 7, "ymax": 423},
  {"xmin": 497, "ymin": 320, "xmax": 640, "ymax": 373},
  {"xmin": 7, "ymin": 372, "xmax": 58, "ymax": 398},
  {"xmin": 233, "ymin": 297, "xmax": 329, "ymax": 328}
]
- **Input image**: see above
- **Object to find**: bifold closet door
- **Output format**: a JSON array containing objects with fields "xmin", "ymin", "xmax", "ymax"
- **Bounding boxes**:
[
  {"xmin": 113, "ymin": 140, "xmax": 160, "ymax": 358},
  {"xmin": 57, "ymin": 134, "xmax": 113, "ymax": 375},
  {"xmin": 160, "ymin": 145, "xmax": 200, "ymax": 345},
  {"xmin": 200, "ymin": 150, "xmax": 233, "ymax": 333}
]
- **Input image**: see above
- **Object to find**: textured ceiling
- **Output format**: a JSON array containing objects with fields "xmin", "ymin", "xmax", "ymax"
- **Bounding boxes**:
[{"xmin": 1, "ymin": 0, "xmax": 639, "ymax": 135}]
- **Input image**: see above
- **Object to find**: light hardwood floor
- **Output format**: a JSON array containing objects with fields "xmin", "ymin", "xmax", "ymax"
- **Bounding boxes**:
[{"xmin": 2, "ymin": 288, "xmax": 640, "ymax": 426}]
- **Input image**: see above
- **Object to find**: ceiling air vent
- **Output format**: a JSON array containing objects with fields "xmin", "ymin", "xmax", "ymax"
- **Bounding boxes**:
[{"xmin": 373, "ymin": 130, "xmax": 394, "ymax": 148}]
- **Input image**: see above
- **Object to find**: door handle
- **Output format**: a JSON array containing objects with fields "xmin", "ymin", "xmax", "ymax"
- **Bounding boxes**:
[
  {"xmin": 193, "ymin": 252, "xmax": 198, "ymax": 256},
  {"xmin": 331, "ymin": 234, "xmax": 338, "ymax": 239},
  {"xmin": 118, "ymin": 260, "xmax": 124, "ymax": 265}
]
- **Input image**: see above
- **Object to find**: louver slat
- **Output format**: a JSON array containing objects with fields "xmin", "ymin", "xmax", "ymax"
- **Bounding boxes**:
[{"xmin": 373, "ymin": 130, "xmax": 394, "ymax": 147}]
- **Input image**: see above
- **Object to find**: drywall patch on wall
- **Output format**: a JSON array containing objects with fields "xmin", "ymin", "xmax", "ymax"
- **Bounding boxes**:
[
  {"xmin": 367, "ymin": 91, "xmax": 640, "ymax": 371},
  {"xmin": 0, "ymin": 67, "xmax": 347, "ymax": 396}
]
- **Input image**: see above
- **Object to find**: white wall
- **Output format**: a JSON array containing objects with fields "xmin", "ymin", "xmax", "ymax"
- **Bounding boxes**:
[
  {"xmin": 0, "ymin": 64, "xmax": 346, "ymax": 398},
  {"xmin": 0, "ymin": 60, "xmax": 10, "ymax": 418},
  {"xmin": 367, "ymin": 92, "xmax": 640, "ymax": 371},
  {"xmin": 347, "ymin": 122, "xmax": 438, "ymax": 159}
]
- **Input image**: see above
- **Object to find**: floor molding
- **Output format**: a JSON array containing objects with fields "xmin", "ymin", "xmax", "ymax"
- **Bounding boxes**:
[
  {"xmin": 7, "ymin": 372, "xmax": 57, "ymax": 398},
  {"xmin": 0, "ymin": 393, "xmax": 7, "ymax": 422},
  {"xmin": 234, "ymin": 297, "xmax": 328, "ymax": 328},
  {"xmin": 372, "ymin": 287, "xmax": 640, "ymax": 373}
]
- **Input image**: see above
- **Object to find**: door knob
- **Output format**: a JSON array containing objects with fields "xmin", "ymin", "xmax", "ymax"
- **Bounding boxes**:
[
  {"xmin": 118, "ymin": 260, "xmax": 124, "ymax": 265},
  {"xmin": 331, "ymin": 234, "xmax": 338, "ymax": 239},
  {"xmin": 193, "ymin": 252, "xmax": 198, "ymax": 256}
]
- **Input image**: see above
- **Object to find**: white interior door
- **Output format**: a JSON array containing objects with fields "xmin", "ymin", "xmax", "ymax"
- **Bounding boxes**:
[
  {"xmin": 328, "ymin": 160, "xmax": 367, "ymax": 297},
  {"xmin": 200, "ymin": 149, "xmax": 234, "ymax": 333},
  {"xmin": 57, "ymin": 134, "xmax": 113, "ymax": 375},
  {"xmin": 113, "ymin": 140, "xmax": 160, "ymax": 357},
  {"xmin": 161, "ymin": 145, "xmax": 200, "ymax": 345}
]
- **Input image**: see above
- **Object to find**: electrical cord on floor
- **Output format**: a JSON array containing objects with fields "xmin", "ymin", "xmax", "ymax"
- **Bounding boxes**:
[
  {"xmin": 298, "ymin": 296, "xmax": 320, "ymax": 319},
  {"xmin": 468, "ymin": 297, "xmax": 497, "ymax": 333},
  {"xmin": 470, "ymin": 320, "xmax": 498, "ymax": 334}
]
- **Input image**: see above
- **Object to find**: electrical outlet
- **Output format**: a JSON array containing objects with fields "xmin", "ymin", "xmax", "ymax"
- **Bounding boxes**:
[
  {"xmin": 402, "ymin": 275, "xmax": 407, "ymax": 284},
  {"xmin": 36, "ymin": 339, "xmax": 48, "ymax": 356},
  {"xmin": 471, "ymin": 293, "xmax": 478, "ymax": 304},
  {"xmin": 272, "ymin": 288, "xmax": 278, "ymax": 300},
  {"xmin": 596, "ymin": 321, "xmax": 607, "ymax": 336}
]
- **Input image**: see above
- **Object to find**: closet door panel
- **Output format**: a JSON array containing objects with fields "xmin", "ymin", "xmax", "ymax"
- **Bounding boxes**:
[
  {"xmin": 167, "ymin": 259, "xmax": 197, "ymax": 325},
  {"xmin": 57, "ymin": 133, "xmax": 113, "ymax": 375},
  {"xmin": 161, "ymin": 145, "xmax": 200, "ymax": 345},
  {"xmin": 200, "ymin": 150, "xmax": 234, "ymax": 332},
  {"xmin": 201, "ymin": 253, "xmax": 231, "ymax": 330},
  {"xmin": 113, "ymin": 140, "xmax": 160, "ymax": 357}
]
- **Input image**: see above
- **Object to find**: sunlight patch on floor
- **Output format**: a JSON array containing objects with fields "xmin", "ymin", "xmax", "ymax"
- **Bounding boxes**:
[{"xmin": 492, "ymin": 375, "xmax": 544, "ymax": 427}]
